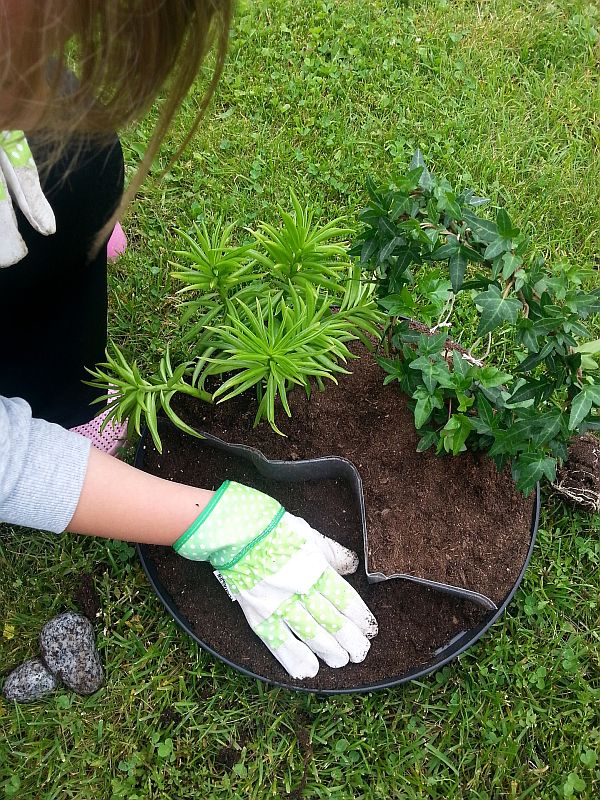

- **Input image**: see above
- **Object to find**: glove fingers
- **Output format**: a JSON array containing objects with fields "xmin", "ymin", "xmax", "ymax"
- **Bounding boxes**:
[
  {"xmin": 302, "ymin": 590, "xmax": 372, "ymax": 664},
  {"xmin": 283, "ymin": 512, "xmax": 359, "ymax": 575},
  {"xmin": 253, "ymin": 615, "xmax": 320, "ymax": 680},
  {"xmin": 312, "ymin": 531, "xmax": 359, "ymax": 576},
  {"xmin": 314, "ymin": 568, "xmax": 378, "ymax": 640},
  {"xmin": 0, "ymin": 196, "xmax": 27, "ymax": 266},
  {"xmin": 282, "ymin": 601, "xmax": 349, "ymax": 669},
  {"xmin": 0, "ymin": 141, "xmax": 55, "ymax": 235}
]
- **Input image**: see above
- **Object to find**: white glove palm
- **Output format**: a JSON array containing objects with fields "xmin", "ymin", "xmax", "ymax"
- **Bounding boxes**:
[{"xmin": 174, "ymin": 481, "xmax": 378, "ymax": 679}]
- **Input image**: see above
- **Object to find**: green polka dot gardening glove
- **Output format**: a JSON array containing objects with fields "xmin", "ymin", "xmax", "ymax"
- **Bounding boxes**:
[
  {"xmin": 174, "ymin": 481, "xmax": 378, "ymax": 679},
  {"xmin": 0, "ymin": 130, "xmax": 56, "ymax": 267}
]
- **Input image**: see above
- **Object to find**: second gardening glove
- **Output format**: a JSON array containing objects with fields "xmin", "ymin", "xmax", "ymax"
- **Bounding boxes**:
[
  {"xmin": 174, "ymin": 481, "xmax": 378, "ymax": 679},
  {"xmin": 0, "ymin": 131, "xmax": 56, "ymax": 267}
]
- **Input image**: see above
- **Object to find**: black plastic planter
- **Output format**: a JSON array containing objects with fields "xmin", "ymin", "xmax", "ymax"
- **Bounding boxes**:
[{"xmin": 135, "ymin": 426, "xmax": 540, "ymax": 694}]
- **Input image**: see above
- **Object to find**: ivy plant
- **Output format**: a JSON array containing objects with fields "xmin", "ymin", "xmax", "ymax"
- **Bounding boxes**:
[{"xmin": 352, "ymin": 153, "xmax": 600, "ymax": 495}]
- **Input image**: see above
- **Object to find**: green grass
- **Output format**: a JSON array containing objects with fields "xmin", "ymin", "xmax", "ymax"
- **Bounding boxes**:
[{"xmin": 1, "ymin": 0, "xmax": 599, "ymax": 797}]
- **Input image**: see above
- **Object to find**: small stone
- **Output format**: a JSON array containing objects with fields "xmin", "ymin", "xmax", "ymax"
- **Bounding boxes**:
[
  {"xmin": 39, "ymin": 612, "xmax": 103, "ymax": 695},
  {"xmin": 3, "ymin": 658, "xmax": 59, "ymax": 703}
]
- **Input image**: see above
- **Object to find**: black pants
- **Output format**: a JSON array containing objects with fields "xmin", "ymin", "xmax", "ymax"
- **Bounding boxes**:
[{"xmin": 0, "ymin": 135, "xmax": 124, "ymax": 428}]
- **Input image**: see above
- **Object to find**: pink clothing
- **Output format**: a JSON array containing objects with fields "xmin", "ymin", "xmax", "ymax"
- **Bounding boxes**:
[{"xmin": 107, "ymin": 222, "xmax": 127, "ymax": 261}]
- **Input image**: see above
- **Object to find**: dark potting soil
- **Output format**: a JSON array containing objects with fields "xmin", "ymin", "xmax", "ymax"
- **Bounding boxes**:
[
  {"xmin": 143, "ymin": 434, "xmax": 485, "ymax": 690},
  {"xmin": 139, "ymin": 346, "xmax": 535, "ymax": 689},
  {"xmin": 172, "ymin": 346, "xmax": 534, "ymax": 604},
  {"xmin": 72, "ymin": 573, "xmax": 101, "ymax": 621}
]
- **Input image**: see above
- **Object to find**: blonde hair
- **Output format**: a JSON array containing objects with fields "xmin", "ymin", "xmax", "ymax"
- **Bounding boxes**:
[{"xmin": 1, "ymin": 0, "xmax": 233, "ymax": 244}]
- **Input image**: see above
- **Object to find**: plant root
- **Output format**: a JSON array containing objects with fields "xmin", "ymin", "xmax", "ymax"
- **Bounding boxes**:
[{"xmin": 552, "ymin": 434, "xmax": 600, "ymax": 514}]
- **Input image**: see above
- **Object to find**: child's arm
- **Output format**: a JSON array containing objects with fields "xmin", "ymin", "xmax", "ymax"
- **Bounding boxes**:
[
  {"xmin": 68, "ymin": 446, "xmax": 214, "ymax": 545},
  {"xmin": 0, "ymin": 394, "xmax": 211, "ymax": 543}
]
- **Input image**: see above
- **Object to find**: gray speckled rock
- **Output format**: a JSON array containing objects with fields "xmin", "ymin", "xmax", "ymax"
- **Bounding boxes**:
[
  {"xmin": 39, "ymin": 612, "xmax": 103, "ymax": 695},
  {"xmin": 3, "ymin": 658, "xmax": 60, "ymax": 703}
]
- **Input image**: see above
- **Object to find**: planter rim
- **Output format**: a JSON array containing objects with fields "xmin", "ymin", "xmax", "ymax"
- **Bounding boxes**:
[{"xmin": 135, "ymin": 425, "xmax": 540, "ymax": 695}]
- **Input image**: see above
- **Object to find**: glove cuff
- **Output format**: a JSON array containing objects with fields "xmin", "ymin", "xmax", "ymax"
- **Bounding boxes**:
[
  {"xmin": 174, "ymin": 479, "xmax": 231, "ymax": 554},
  {"xmin": 173, "ymin": 480, "xmax": 283, "ymax": 567}
]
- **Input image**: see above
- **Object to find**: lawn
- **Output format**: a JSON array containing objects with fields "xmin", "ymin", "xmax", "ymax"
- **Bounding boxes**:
[{"xmin": 1, "ymin": 0, "xmax": 599, "ymax": 797}]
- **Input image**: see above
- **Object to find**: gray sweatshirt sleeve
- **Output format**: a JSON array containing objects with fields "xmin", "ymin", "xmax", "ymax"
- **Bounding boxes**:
[{"xmin": 0, "ymin": 396, "xmax": 91, "ymax": 533}]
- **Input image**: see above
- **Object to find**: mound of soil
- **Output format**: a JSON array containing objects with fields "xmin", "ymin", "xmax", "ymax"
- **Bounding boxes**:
[
  {"xmin": 143, "ymin": 437, "xmax": 485, "ymax": 689},
  {"xmin": 173, "ymin": 346, "xmax": 534, "ymax": 603},
  {"xmin": 137, "ymin": 348, "xmax": 536, "ymax": 690}
]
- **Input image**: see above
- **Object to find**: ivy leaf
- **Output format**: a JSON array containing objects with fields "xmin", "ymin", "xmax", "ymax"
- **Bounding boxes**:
[
  {"xmin": 460, "ymin": 243, "xmax": 485, "ymax": 264},
  {"xmin": 390, "ymin": 194, "xmax": 412, "ymax": 221},
  {"xmin": 489, "ymin": 417, "xmax": 540, "ymax": 456},
  {"xmin": 568, "ymin": 390, "xmax": 594, "ymax": 430},
  {"xmin": 475, "ymin": 285, "xmax": 522, "ymax": 337},
  {"xmin": 433, "ymin": 361, "xmax": 456, "ymax": 389},
  {"xmin": 474, "ymin": 393, "xmax": 496, "ymax": 434},
  {"xmin": 514, "ymin": 269, "xmax": 527, "ymax": 291},
  {"xmin": 456, "ymin": 392, "xmax": 475, "ymax": 412},
  {"xmin": 431, "ymin": 236, "xmax": 460, "ymax": 261},
  {"xmin": 452, "ymin": 350, "xmax": 471, "ymax": 380},
  {"xmin": 513, "ymin": 453, "xmax": 556, "ymax": 494},
  {"xmin": 477, "ymin": 366, "xmax": 513, "ymax": 388},
  {"xmin": 480, "ymin": 384, "xmax": 506, "ymax": 409},
  {"xmin": 426, "ymin": 197, "xmax": 439, "ymax": 222},
  {"xmin": 584, "ymin": 383, "xmax": 600, "ymax": 406},
  {"xmin": 505, "ymin": 379, "xmax": 552, "ymax": 405},
  {"xmin": 378, "ymin": 356, "xmax": 406, "ymax": 382},
  {"xmin": 568, "ymin": 289, "xmax": 600, "ymax": 318},
  {"xmin": 388, "ymin": 247, "xmax": 419, "ymax": 291},
  {"xmin": 360, "ymin": 237, "xmax": 378, "ymax": 265},
  {"xmin": 378, "ymin": 289, "xmax": 414, "ymax": 317},
  {"xmin": 496, "ymin": 208, "xmax": 520, "ymax": 238},
  {"xmin": 394, "ymin": 167, "xmax": 425, "ymax": 194},
  {"xmin": 483, "ymin": 237, "xmax": 510, "ymax": 261},
  {"xmin": 563, "ymin": 318, "xmax": 590, "ymax": 339},
  {"xmin": 378, "ymin": 216, "xmax": 397, "ymax": 239},
  {"xmin": 449, "ymin": 250, "xmax": 468, "ymax": 292},
  {"xmin": 580, "ymin": 355, "xmax": 599, "ymax": 371},
  {"xmin": 468, "ymin": 195, "xmax": 490, "ymax": 207},
  {"xmin": 410, "ymin": 149, "xmax": 434, "ymax": 191},
  {"xmin": 416, "ymin": 273, "xmax": 452, "ymax": 308},
  {"xmin": 461, "ymin": 276, "xmax": 499, "ymax": 292},
  {"xmin": 441, "ymin": 414, "xmax": 474, "ymax": 455},
  {"xmin": 414, "ymin": 391, "xmax": 443, "ymax": 428},
  {"xmin": 462, "ymin": 209, "xmax": 498, "ymax": 244},
  {"xmin": 460, "ymin": 189, "xmax": 490, "ymax": 207},
  {"xmin": 416, "ymin": 429, "xmax": 438, "ymax": 452},
  {"xmin": 501, "ymin": 253, "xmax": 523, "ymax": 280},
  {"xmin": 395, "ymin": 324, "xmax": 425, "ymax": 347},
  {"xmin": 516, "ymin": 318, "xmax": 539, "ymax": 352},
  {"xmin": 532, "ymin": 410, "xmax": 567, "ymax": 445},
  {"xmin": 438, "ymin": 191, "xmax": 462, "ymax": 219},
  {"xmin": 416, "ymin": 330, "xmax": 449, "ymax": 355},
  {"xmin": 574, "ymin": 338, "xmax": 600, "ymax": 356},
  {"xmin": 379, "ymin": 236, "xmax": 404, "ymax": 263},
  {"xmin": 515, "ymin": 341, "xmax": 555, "ymax": 373},
  {"xmin": 409, "ymin": 356, "xmax": 440, "ymax": 393}
]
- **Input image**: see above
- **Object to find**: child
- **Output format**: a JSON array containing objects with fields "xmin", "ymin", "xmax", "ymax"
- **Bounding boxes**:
[{"xmin": 0, "ymin": 1, "xmax": 377, "ymax": 683}]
